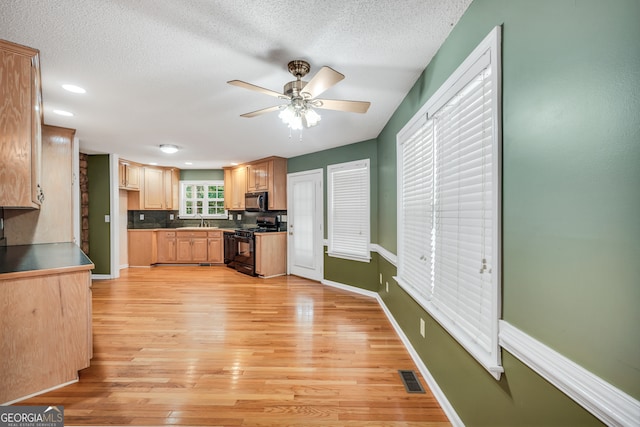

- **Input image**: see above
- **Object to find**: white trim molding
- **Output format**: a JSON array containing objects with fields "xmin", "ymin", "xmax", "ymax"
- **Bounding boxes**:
[
  {"xmin": 321, "ymin": 278, "xmax": 463, "ymax": 426},
  {"xmin": 321, "ymin": 279, "xmax": 378, "ymax": 299},
  {"xmin": 91, "ymin": 274, "xmax": 113, "ymax": 280},
  {"xmin": 370, "ymin": 244, "xmax": 397, "ymax": 266},
  {"xmin": 499, "ymin": 320, "xmax": 640, "ymax": 427},
  {"xmin": 377, "ymin": 294, "xmax": 464, "ymax": 426}
]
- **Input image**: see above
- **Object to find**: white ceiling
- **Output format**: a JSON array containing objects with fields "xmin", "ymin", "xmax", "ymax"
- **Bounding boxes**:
[{"xmin": 1, "ymin": 0, "xmax": 471, "ymax": 169}]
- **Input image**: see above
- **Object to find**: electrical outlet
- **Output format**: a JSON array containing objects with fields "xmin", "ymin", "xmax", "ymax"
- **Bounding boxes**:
[
  {"xmin": 236, "ymin": 214, "xmax": 242, "ymax": 220},
  {"xmin": 140, "ymin": 213, "xmax": 144, "ymax": 220},
  {"xmin": 169, "ymin": 214, "xmax": 174, "ymax": 220},
  {"xmin": 104, "ymin": 214, "xmax": 110, "ymax": 223},
  {"xmin": 228, "ymin": 213, "xmax": 233, "ymax": 220},
  {"xmin": 379, "ymin": 273, "xmax": 382, "ymax": 284},
  {"xmin": 386, "ymin": 281, "xmax": 389, "ymax": 293},
  {"xmin": 420, "ymin": 318, "xmax": 426, "ymax": 338}
]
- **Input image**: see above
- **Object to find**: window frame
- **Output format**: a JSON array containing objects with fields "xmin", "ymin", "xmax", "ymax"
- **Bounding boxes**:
[
  {"xmin": 178, "ymin": 180, "xmax": 227, "ymax": 219},
  {"xmin": 327, "ymin": 159, "xmax": 371, "ymax": 263},
  {"xmin": 395, "ymin": 26, "xmax": 503, "ymax": 379}
]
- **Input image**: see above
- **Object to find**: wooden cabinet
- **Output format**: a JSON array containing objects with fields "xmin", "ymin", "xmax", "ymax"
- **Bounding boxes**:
[
  {"xmin": 128, "ymin": 166, "xmax": 179, "ymax": 210},
  {"xmin": 255, "ymin": 232, "xmax": 287, "ymax": 277},
  {"xmin": 156, "ymin": 230, "xmax": 176, "ymax": 262},
  {"xmin": 118, "ymin": 159, "xmax": 140, "ymax": 190},
  {"xmin": 225, "ymin": 156, "xmax": 287, "ymax": 211},
  {"xmin": 128, "ymin": 230, "xmax": 157, "ymax": 267},
  {"xmin": 207, "ymin": 230, "xmax": 223, "ymax": 263},
  {"xmin": 224, "ymin": 165, "xmax": 246, "ymax": 210},
  {"xmin": 247, "ymin": 160, "xmax": 269, "ymax": 192},
  {"xmin": 0, "ymin": 39, "xmax": 43, "ymax": 208},
  {"xmin": 176, "ymin": 230, "xmax": 208, "ymax": 262}
]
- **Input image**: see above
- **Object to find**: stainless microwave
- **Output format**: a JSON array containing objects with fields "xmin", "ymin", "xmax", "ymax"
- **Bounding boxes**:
[{"xmin": 245, "ymin": 191, "xmax": 268, "ymax": 212}]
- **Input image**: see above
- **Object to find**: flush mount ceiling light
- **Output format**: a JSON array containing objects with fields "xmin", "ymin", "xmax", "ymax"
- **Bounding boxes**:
[
  {"xmin": 228, "ymin": 60, "xmax": 370, "ymax": 130},
  {"xmin": 159, "ymin": 144, "xmax": 179, "ymax": 154},
  {"xmin": 62, "ymin": 84, "xmax": 86, "ymax": 94}
]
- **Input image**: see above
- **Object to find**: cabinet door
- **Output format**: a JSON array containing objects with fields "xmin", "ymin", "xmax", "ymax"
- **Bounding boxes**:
[
  {"xmin": 208, "ymin": 237, "xmax": 223, "ymax": 263},
  {"xmin": 0, "ymin": 41, "xmax": 39, "ymax": 208},
  {"xmin": 143, "ymin": 167, "xmax": 164, "ymax": 209},
  {"xmin": 254, "ymin": 234, "xmax": 263, "ymax": 275},
  {"xmin": 157, "ymin": 231, "xmax": 176, "ymax": 262},
  {"xmin": 163, "ymin": 168, "xmax": 174, "ymax": 210},
  {"xmin": 126, "ymin": 164, "xmax": 140, "ymax": 190},
  {"xmin": 118, "ymin": 161, "xmax": 127, "ymax": 188},
  {"xmin": 192, "ymin": 238, "xmax": 208, "ymax": 262},
  {"xmin": 231, "ymin": 166, "xmax": 246, "ymax": 209},
  {"xmin": 176, "ymin": 238, "xmax": 193, "ymax": 262}
]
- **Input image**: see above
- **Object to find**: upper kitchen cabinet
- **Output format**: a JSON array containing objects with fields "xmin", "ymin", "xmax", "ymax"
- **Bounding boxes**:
[
  {"xmin": 224, "ymin": 165, "xmax": 246, "ymax": 211},
  {"xmin": 248, "ymin": 156, "xmax": 287, "ymax": 210},
  {"xmin": 118, "ymin": 159, "xmax": 141, "ymax": 191},
  {"xmin": 128, "ymin": 166, "xmax": 179, "ymax": 210},
  {"xmin": 0, "ymin": 39, "xmax": 43, "ymax": 208},
  {"xmin": 228, "ymin": 156, "xmax": 287, "ymax": 211}
]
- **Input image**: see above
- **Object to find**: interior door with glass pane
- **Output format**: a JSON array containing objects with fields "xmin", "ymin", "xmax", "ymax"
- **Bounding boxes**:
[{"xmin": 287, "ymin": 169, "xmax": 323, "ymax": 281}]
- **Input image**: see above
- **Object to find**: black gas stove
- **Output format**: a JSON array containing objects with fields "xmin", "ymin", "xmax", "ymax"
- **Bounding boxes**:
[{"xmin": 230, "ymin": 216, "xmax": 280, "ymax": 276}]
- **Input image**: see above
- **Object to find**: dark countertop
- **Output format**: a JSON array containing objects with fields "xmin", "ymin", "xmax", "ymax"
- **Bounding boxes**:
[{"xmin": 0, "ymin": 242, "xmax": 94, "ymax": 279}]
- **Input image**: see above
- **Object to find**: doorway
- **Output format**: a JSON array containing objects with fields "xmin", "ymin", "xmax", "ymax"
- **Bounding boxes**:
[{"xmin": 287, "ymin": 169, "xmax": 323, "ymax": 281}]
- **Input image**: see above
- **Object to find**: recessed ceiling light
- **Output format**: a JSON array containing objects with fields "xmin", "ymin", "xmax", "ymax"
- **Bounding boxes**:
[
  {"xmin": 159, "ymin": 144, "xmax": 179, "ymax": 154},
  {"xmin": 230, "ymin": 162, "xmax": 238, "ymax": 166},
  {"xmin": 184, "ymin": 162, "xmax": 193, "ymax": 165},
  {"xmin": 53, "ymin": 109, "xmax": 74, "ymax": 117},
  {"xmin": 62, "ymin": 84, "xmax": 86, "ymax": 94},
  {"xmin": 149, "ymin": 162, "xmax": 158, "ymax": 165}
]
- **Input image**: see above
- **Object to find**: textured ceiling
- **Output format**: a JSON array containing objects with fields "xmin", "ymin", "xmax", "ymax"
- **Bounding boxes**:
[{"xmin": 0, "ymin": 0, "xmax": 472, "ymax": 169}]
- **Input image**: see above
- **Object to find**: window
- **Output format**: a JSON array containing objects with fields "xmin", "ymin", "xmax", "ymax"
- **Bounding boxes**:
[
  {"xmin": 179, "ymin": 180, "xmax": 226, "ymax": 218},
  {"xmin": 396, "ymin": 27, "xmax": 502, "ymax": 378},
  {"xmin": 327, "ymin": 159, "xmax": 370, "ymax": 262}
]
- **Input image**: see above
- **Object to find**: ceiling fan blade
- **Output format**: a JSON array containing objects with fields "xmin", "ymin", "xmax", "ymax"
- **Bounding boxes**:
[
  {"xmin": 300, "ymin": 66, "xmax": 345, "ymax": 99},
  {"xmin": 240, "ymin": 105, "xmax": 282, "ymax": 118},
  {"xmin": 228, "ymin": 80, "xmax": 284, "ymax": 98},
  {"xmin": 315, "ymin": 99, "xmax": 371, "ymax": 114}
]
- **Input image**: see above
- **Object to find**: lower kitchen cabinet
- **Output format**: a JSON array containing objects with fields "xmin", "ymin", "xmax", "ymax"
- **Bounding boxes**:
[
  {"xmin": 255, "ymin": 232, "xmax": 287, "ymax": 277},
  {"xmin": 176, "ymin": 231, "xmax": 208, "ymax": 262},
  {"xmin": 207, "ymin": 231, "xmax": 223, "ymax": 264},
  {"xmin": 156, "ymin": 230, "xmax": 176, "ymax": 263},
  {"xmin": 128, "ymin": 230, "xmax": 157, "ymax": 267}
]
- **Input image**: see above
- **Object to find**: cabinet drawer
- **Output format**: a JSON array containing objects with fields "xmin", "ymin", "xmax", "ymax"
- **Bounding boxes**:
[
  {"xmin": 159, "ymin": 231, "xmax": 176, "ymax": 237},
  {"xmin": 207, "ymin": 231, "xmax": 222, "ymax": 238},
  {"xmin": 176, "ymin": 231, "xmax": 208, "ymax": 238}
]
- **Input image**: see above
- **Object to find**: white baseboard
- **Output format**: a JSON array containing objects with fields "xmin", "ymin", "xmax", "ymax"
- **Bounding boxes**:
[
  {"xmin": 91, "ymin": 274, "xmax": 112, "ymax": 280},
  {"xmin": 499, "ymin": 320, "xmax": 640, "ymax": 427},
  {"xmin": 120, "ymin": 264, "xmax": 129, "ymax": 269},
  {"xmin": 321, "ymin": 279, "xmax": 378, "ymax": 298},
  {"xmin": 321, "ymin": 278, "xmax": 463, "ymax": 426}
]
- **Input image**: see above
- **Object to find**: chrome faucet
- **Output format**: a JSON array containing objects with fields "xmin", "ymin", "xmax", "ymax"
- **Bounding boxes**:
[{"xmin": 197, "ymin": 213, "xmax": 204, "ymax": 228}]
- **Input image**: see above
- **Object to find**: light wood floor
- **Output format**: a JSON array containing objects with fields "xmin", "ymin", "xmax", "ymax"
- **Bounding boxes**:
[{"xmin": 20, "ymin": 266, "xmax": 450, "ymax": 426}]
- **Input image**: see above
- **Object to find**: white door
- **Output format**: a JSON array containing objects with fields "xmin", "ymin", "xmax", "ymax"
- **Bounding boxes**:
[{"xmin": 287, "ymin": 169, "xmax": 323, "ymax": 281}]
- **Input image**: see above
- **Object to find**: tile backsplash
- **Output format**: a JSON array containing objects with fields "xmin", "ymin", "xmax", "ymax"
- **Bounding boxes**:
[{"xmin": 127, "ymin": 210, "xmax": 286, "ymax": 230}]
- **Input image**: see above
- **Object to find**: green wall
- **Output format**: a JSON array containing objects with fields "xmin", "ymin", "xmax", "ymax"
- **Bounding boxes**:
[
  {"xmin": 87, "ymin": 155, "xmax": 111, "ymax": 275},
  {"xmin": 288, "ymin": 0, "xmax": 640, "ymax": 425},
  {"xmin": 180, "ymin": 169, "xmax": 224, "ymax": 181}
]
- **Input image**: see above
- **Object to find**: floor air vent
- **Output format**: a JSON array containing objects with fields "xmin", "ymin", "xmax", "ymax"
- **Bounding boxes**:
[{"xmin": 398, "ymin": 370, "xmax": 426, "ymax": 393}]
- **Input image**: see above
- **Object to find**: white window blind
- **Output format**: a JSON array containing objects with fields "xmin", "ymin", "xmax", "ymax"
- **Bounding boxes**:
[
  {"xmin": 327, "ymin": 159, "xmax": 370, "ymax": 262},
  {"xmin": 396, "ymin": 26, "xmax": 502, "ymax": 379}
]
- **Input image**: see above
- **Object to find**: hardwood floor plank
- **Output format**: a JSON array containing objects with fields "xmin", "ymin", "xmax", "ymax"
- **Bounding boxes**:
[{"xmin": 16, "ymin": 266, "xmax": 451, "ymax": 426}]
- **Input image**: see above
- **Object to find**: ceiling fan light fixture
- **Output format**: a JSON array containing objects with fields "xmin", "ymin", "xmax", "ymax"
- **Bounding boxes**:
[{"xmin": 159, "ymin": 144, "xmax": 179, "ymax": 154}]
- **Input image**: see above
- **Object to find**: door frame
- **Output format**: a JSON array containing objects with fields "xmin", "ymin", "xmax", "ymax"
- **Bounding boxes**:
[{"xmin": 287, "ymin": 168, "xmax": 324, "ymax": 281}]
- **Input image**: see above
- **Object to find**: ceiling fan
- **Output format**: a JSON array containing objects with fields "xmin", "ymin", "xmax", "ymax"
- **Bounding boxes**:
[{"xmin": 228, "ymin": 60, "xmax": 370, "ymax": 130}]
